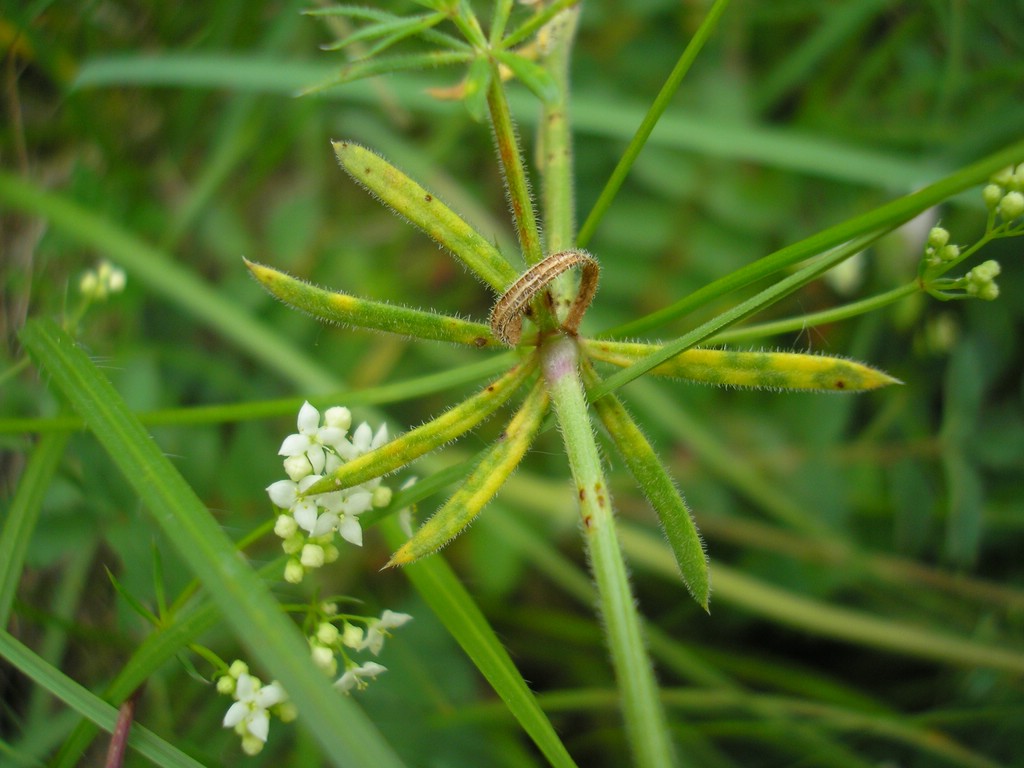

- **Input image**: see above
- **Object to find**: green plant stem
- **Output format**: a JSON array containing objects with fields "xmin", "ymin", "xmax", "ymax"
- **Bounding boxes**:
[
  {"xmin": 538, "ymin": 6, "xmax": 580, "ymax": 255},
  {"xmin": 576, "ymin": 0, "xmax": 733, "ymax": 248},
  {"xmin": 711, "ymin": 282, "xmax": 919, "ymax": 344},
  {"xmin": 541, "ymin": 336, "xmax": 676, "ymax": 768},
  {"xmin": 487, "ymin": 68, "xmax": 545, "ymax": 267}
]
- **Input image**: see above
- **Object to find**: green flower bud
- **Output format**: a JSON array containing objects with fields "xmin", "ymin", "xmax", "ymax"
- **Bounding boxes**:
[
  {"xmin": 998, "ymin": 190, "xmax": 1024, "ymax": 220},
  {"xmin": 983, "ymin": 184, "xmax": 1003, "ymax": 209},
  {"xmin": 938, "ymin": 244, "xmax": 960, "ymax": 262},
  {"xmin": 284, "ymin": 559, "xmax": 304, "ymax": 584},
  {"xmin": 926, "ymin": 227, "xmax": 949, "ymax": 248},
  {"xmin": 992, "ymin": 166, "xmax": 1015, "ymax": 187}
]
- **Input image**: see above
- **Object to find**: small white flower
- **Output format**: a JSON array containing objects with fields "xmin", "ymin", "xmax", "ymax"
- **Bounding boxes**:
[
  {"xmin": 278, "ymin": 402, "xmax": 348, "ymax": 474},
  {"xmin": 335, "ymin": 661, "xmax": 387, "ymax": 693},
  {"xmin": 361, "ymin": 610, "xmax": 413, "ymax": 656},
  {"xmin": 222, "ymin": 673, "xmax": 287, "ymax": 755}
]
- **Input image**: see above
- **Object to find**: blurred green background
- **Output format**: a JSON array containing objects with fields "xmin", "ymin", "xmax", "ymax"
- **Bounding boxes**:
[{"xmin": 3, "ymin": 1, "xmax": 1024, "ymax": 765}]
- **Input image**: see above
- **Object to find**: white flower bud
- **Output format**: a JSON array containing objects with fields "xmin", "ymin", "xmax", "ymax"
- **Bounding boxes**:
[
  {"xmin": 283, "ymin": 454, "xmax": 312, "ymax": 482},
  {"xmin": 342, "ymin": 623, "xmax": 365, "ymax": 650},
  {"xmin": 372, "ymin": 485, "xmax": 393, "ymax": 508},
  {"xmin": 228, "ymin": 660, "xmax": 249, "ymax": 678},
  {"xmin": 324, "ymin": 406, "xmax": 352, "ymax": 431},
  {"xmin": 79, "ymin": 271, "xmax": 99, "ymax": 298},
  {"xmin": 300, "ymin": 544, "xmax": 326, "ymax": 568},
  {"xmin": 317, "ymin": 622, "xmax": 340, "ymax": 645},
  {"xmin": 284, "ymin": 559, "xmax": 305, "ymax": 584},
  {"xmin": 274, "ymin": 514, "xmax": 298, "ymax": 539},
  {"xmin": 311, "ymin": 644, "xmax": 335, "ymax": 671},
  {"xmin": 216, "ymin": 675, "xmax": 236, "ymax": 695}
]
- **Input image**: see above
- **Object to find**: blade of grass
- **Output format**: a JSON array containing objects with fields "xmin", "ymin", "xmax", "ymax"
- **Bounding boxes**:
[
  {"xmin": 0, "ymin": 630, "xmax": 205, "ymax": 768},
  {"xmin": 19, "ymin": 318, "xmax": 405, "ymax": 768},
  {"xmin": 621, "ymin": 526, "xmax": 1024, "ymax": 675},
  {"xmin": 576, "ymin": 0, "xmax": 733, "ymax": 248},
  {"xmin": 71, "ymin": 54, "xmax": 952, "ymax": 189},
  {"xmin": 0, "ymin": 428, "xmax": 70, "ymax": 628},
  {"xmin": 379, "ymin": 515, "xmax": 579, "ymax": 768}
]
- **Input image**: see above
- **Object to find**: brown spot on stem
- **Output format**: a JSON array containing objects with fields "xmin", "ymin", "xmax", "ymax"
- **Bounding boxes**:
[
  {"xmin": 474, "ymin": 337, "xmax": 488, "ymax": 348},
  {"xmin": 424, "ymin": 194, "xmax": 433, "ymax": 202},
  {"xmin": 364, "ymin": 167, "xmax": 371, "ymax": 175},
  {"xmin": 582, "ymin": 514, "xmax": 593, "ymax": 529},
  {"xmin": 835, "ymin": 380, "xmax": 847, "ymax": 389},
  {"xmin": 578, "ymin": 487, "xmax": 586, "ymax": 501}
]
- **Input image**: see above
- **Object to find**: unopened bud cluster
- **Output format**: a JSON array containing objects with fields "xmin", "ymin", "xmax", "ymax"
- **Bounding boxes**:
[
  {"xmin": 985, "ymin": 164, "xmax": 1024, "ymax": 223},
  {"xmin": 266, "ymin": 402, "xmax": 393, "ymax": 583},
  {"xmin": 923, "ymin": 226, "xmax": 960, "ymax": 267}
]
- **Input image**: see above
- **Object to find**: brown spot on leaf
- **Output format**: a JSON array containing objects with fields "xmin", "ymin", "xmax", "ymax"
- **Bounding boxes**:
[{"xmin": 424, "ymin": 194, "xmax": 433, "ymax": 202}]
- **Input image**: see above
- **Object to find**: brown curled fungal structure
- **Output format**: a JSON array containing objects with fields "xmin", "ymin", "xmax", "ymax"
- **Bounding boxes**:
[{"xmin": 489, "ymin": 249, "xmax": 600, "ymax": 346}]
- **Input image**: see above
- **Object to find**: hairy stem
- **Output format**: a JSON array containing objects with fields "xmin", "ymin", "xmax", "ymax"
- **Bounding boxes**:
[
  {"xmin": 542, "ymin": 336, "xmax": 676, "ymax": 768},
  {"xmin": 487, "ymin": 67, "xmax": 545, "ymax": 267}
]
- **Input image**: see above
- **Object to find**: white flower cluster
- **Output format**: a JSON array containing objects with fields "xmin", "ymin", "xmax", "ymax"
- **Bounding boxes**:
[
  {"xmin": 267, "ymin": 402, "xmax": 393, "ymax": 583},
  {"xmin": 309, "ymin": 604, "xmax": 413, "ymax": 693},
  {"xmin": 219, "ymin": 661, "xmax": 296, "ymax": 756},
  {"xmin": 79, "ymin": 260, "xmax": 126, "ymax": 300}
]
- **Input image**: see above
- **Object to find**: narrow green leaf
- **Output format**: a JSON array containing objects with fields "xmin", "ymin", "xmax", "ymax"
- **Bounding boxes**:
[
  {"xmin": 19, "ymin": 319, "xmax": 404, "ymax": 768},
  {"xmin": 500, "ymin": 0, "xmax": 583, "ymax": 50},
  {"xmin": 245, "ymin": 258, "xmax": 498, "ymax": 347},
  {"xmin": 380, "ymin": 516, "xmax": 579, "ymax": 768},
  {"xmin": 320, "ymin": 12, "xmax": 449, "ymax": 57},
  {"xmin": 332, "ymin": 140, "xmax": 519, "ymax": 292},
  {"xmin": 0, "ymin": 631, "xmax": 204, "ymax": 768},
  {"xmin": 494, "ymin": 50, "xmax": 559, "ymax": 103},
  {"xmin": 581, "ymin": 360, "xmax": 709, "ymax": 609},
  {"xmin": 301, "ymin": 50, "xmax": 473, "ymax": 95},
  {"xmin": 463, "ymin": 54, "xmax": 493, "ymax": 122},
  {"xmin": 0, "ymin": 429, "xmax": 70, "ymax": 628},
  {"xmin": 589, "ymin": 237, "xmax": 876, "ymax": 401},
  {"xmin": 584, "ymin": 340, "xmax": 901, "ymax": 393},
  {"xmin": 388, "ymin": 379, "xmax": 549, "ymax": 565},
  {"xmin": 306, "ymin": 357, "xmax": 537, "ymax": 495}
]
